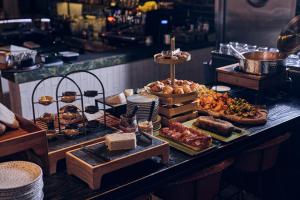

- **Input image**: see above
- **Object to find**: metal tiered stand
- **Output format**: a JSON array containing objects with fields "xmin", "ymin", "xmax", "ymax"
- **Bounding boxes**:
[{"xmin": 31, "ymin": 70, "xmax": 115, "ymax": 174}]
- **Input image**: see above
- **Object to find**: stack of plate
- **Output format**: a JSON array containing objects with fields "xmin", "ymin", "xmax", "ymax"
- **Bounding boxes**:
[
  {"xmin": 0, "ymin": 161, "xmax": 43, "ymax": 200},
  {"xmin": 127, "ymin": 94, "xmax": 159, "ymax": 122}
]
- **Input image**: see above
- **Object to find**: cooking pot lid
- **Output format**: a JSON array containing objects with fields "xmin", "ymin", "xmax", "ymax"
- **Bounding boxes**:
[{"xmin": 277, "ymin": 15, "xmax": 300, "ymax": 54}]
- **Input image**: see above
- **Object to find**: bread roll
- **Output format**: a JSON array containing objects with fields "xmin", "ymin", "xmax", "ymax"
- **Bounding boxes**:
[
  {"xmin": 163, "ymin": 85, "xmax": 174, "ymax": 94},
  {"xmin": 0, "ymin": 103, "xmax": 19, "ymax": 129},
  {"xmin": 190, "ymin": 83, "xmax": 200, "ymax": 92},
  {"xmin": 174, "ymin": 87, "xmax": 184, "ymax": 94},
  {"xmin": 183, "ymin": 85, "xmax": 192, "ymax": 93}
]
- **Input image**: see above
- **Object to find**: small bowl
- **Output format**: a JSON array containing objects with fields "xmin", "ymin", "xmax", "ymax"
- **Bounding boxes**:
[
  {"xmin": 84, "ymin": 90, "xmax": 98, "ymax": 97},
  {"xmin": 61, "ymin": 105, "xmax": 78, "ymax": 113},
  {"xmin": 61, "ymin": 95, "xmax": 76, "ymax": 103},
  {"xmin": 38, "ymin": 96, "xmax": 54, "ymax": 106},
  {"xmin": 62, "ymin": 91, "xmax": 77, "ymax": 96},
  {"xmin": 85, "ymin": 105, "xmax": 99, "ymax": 114}
]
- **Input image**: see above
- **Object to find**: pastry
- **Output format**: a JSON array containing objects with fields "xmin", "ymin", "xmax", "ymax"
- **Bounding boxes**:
[
  {"xmin": 61, "ymin": 95, "xmax": 76, "ymax": 103},
  {"xmin": 41, "ymin": 113, "xmax": 54, "ymax": 123},
  {"xmin": 162, "ymin": 85, "xmax": 174, "ymax": 94},
  {"xmin": 174, "ymin": 87, "xmax": 184, "ymax": 94},
  {"xmin": 62, "ymin": 112, "xmax": 77, "ymax": 120},
  {"xmin": 0, "ymin": 103, "xmax": 19, "ymax": 129},
  {"xmin": 182, "ymin": 85, "xmax": 192, "ymax": 93}
]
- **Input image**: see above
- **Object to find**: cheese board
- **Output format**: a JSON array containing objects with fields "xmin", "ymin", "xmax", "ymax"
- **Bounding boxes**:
[{"xmin": 66, "ymin": 134, "xmax": 169, "ymax": 190}]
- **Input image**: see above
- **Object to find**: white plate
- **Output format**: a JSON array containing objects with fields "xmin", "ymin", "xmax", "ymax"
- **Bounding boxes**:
[
  {"xmin": 211, "ymin": 85, "xmax": 231, "ymax": 93},
  {"xmin": 0, "ymin": 161, "xmax": 42, "ymax": 190}
]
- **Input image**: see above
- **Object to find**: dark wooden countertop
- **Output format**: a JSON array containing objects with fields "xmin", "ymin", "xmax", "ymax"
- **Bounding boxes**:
[{"xmin": 43, "ymin": 96, "xmax": 300, "ymax": 200}]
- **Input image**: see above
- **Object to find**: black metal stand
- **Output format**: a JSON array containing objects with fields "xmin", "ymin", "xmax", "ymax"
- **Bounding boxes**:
[{"xmin": 31, "ymin": 70, "xmax": 108, "ymax": 136}]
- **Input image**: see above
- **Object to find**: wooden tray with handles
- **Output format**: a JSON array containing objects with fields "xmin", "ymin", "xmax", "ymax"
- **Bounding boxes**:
[
  {"xmin": 0, "ymin": 115, "xmax": 49, "ymax": 173},
  {"xmin": 66, "ymin": 135, "xmax": 169, "ymax": 190}
]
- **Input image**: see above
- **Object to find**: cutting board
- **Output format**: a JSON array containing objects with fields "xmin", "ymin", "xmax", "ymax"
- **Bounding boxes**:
[{"xmin": 183, "ymin": 119, "xmax": 249, "ymax": 143}]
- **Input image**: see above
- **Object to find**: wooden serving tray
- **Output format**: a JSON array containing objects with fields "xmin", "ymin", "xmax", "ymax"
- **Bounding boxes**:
[
  {"xmin": 183, "ymin": 119, "xmax": 249, "ymax": 143},
  {"xmin": 154, "ymin": 52, "xmax": 191, "ymax": 65},
  {"xmin": 66, "ymin": 135, "xmax": 169, "ymax": 190},
  {"xmin": 161, "ymin": 111, "xmax": 198, "ymax": 127},
  {"xmin": 145, "ymin": 83, "xmax": 198, "ymax": 99},
  {"xmin": 216, "ymin": 63, "xmax": 285, "ymax": 91},
  {"xmin": 197, "ymin": 108, "xmax": 268, "ymax": 125},
  {"xmin": 159, "ymin": 93, "xmax": 198, "ymax": 105},
  {"xmin": 36, "ymin": 114, "xmax": 121, "ymax": 174},
  {"xmin": 159, "ymin": 102, "xmax": 197, "ymax": 118},
  {"xmin": 0, "ymin": 116, "xmax": 49, "ymax": 173}
]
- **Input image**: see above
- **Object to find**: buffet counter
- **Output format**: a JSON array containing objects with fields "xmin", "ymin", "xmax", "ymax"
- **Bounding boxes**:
[{"xmin": 43, "ymin": 94, "xmax": 300, "ymax": 200}]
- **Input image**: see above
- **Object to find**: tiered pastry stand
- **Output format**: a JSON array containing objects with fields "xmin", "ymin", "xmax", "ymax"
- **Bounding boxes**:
[{"xmin": 153, "ymin": 38, "xmax": 198, "ymax": 126}]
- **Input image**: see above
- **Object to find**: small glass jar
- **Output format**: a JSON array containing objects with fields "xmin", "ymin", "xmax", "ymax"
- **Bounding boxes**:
[
  {"xmin": 119, "ymin": 114, "xmax": 137, "ymax": 132},
  {"xmin": 138, "ymin": 119, "xmax": 153, "ymax": 135}
]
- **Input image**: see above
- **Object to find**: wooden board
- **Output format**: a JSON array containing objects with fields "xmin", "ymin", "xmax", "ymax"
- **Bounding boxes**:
[
  {"xmin": 183, "ymin": 119, "xmax": 249, "ymax": 143},
  {"xmin": 161, "ymin": 111, "xmax": 198, "ymax": 127},
  {"xmin": 154, "ymin": 52, "xmax": 191, "ymax": 65},
  {"xmin": 197, "ymin": 108, "xmax": 268, "ymax": 125},
  {"xmin": 66, "ymin": 135, "xmax": 169, "ymax": 190},
  {"xmin": 216, "ymin": 63, "xmax": 285, "ymax": 91},
  {"xmin": 36, "ymin": 114, "xmax": 122, "ymax": 175},
  {"xmin": 159, "ymin": 102, "xmax": 197, "ymax": 118},
  {"xmin": 0, "ymin": 115, "xmax": 49, "ymax": 173},
  {"xmin": 158, "ymin": 93, "xmax": 198, "ymax": 105}
]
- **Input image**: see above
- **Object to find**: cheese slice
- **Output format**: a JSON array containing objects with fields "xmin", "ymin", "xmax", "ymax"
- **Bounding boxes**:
[{"xmin": 105, "ymin": 133, "xmax": 136, "ymax": 151}]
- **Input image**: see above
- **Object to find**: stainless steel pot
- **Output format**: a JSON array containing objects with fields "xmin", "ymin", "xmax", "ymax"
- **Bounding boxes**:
[{"xmin": 239, "ymin": 51, "xmax": 287, "ymax": 75}]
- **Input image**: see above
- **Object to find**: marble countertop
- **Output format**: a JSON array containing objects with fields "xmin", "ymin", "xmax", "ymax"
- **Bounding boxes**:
[{"xmin": 1, "ymin": 43, "xmax": 214, "ymax": 84}]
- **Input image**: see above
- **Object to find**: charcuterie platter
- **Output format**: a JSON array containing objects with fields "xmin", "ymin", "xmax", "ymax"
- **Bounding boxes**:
[{"xmin": 156, "ymin": 122, "xmax": 216, "ymax": 155}]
